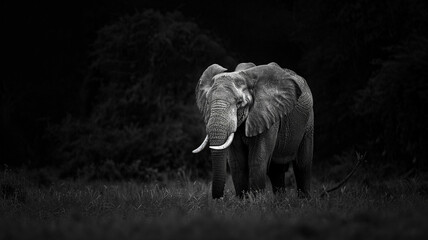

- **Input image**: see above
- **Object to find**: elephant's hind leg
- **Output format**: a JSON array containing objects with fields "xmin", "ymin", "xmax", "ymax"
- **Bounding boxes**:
[
  {"xmin": 293, "ymin": 130, "xmax": 313, "ymax": 198},
  {"xmin": 268, "ymin": 161, "xmax": 289, "ymax": 194}
]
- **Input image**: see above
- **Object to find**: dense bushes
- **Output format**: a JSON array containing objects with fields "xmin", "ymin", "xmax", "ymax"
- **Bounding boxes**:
[{"xmin": 49, "ymin": 10, "xmax": 236, "ymax": 180}]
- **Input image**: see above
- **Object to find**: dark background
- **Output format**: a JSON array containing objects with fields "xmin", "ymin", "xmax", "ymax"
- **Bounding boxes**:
[{"xmin": 2, "ymin": 0, "xmax": 428, "ymax": 181}]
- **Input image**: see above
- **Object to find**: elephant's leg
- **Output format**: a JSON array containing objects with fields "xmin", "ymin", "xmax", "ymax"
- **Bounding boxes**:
[
  {"xmin": 268, "ymin": 161, "xmax": 289, "ymax": 194},
  {"xmin": 248, "ymin": 123, "xmax": 279, "ymax": 192},
  {"xmin": 293, "ymin": 130, "xmax": 313, "ymax": 198},
  {"xmin": 229, "ymin": 139, "xmax": 249, "ymax": 197}
]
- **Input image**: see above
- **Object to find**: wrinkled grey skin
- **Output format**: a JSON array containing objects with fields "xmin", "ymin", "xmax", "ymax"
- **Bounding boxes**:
[{"xmin": 195, "ymin": 62, "xmax": 313, "ymax": 198}]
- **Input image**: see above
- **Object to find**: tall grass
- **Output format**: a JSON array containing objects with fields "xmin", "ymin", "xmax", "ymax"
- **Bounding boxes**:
[{"xmin": 1, "ymin": 169, "xmax": 427, "ymax": 240}]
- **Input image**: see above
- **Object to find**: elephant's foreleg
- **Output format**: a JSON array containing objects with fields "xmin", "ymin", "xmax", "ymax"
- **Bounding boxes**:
[
  {"xmin": 229, "ymin": 141, "xmax": 249, "ymax": 197},
  {"xmin": 248, "ymin": 159, "xmax": 267, "ymax": 191},
  {"xmin": 293, "ymin": 129, "xmax": 313, "ymax": 198},
  {"xmin": 268, "ymin": 161, "xmax": 289, "ymax": 194}
]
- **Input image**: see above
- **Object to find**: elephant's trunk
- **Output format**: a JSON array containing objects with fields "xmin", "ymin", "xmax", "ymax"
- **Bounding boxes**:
[
  {"xmin": 210, "ymin": 149, "xmax": 227, "ymax": 198},
  {"xmin": 208, "ymin": 118, "xmax": 228, "ymax": 199},
  {"xmin": 207, "ymin": 100, "xmax": 231, "ymax": 198}
]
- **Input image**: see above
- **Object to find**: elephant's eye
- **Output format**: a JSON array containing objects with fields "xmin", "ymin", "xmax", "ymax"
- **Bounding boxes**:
[{"xmin": 236, "ymin": 99, "xmax": 243, "ymax": 106}]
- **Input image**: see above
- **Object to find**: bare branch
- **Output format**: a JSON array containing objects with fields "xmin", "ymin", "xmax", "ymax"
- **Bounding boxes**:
[{"xmin": 320, "ymin": 152, "xmax": 365, "ymax": 198}]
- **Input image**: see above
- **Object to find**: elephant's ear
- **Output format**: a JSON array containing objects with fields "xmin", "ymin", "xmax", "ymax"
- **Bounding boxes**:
[
  {"xmin": 235, "ymin": 62, "xmax": 256, "ymax": 71},
  {"xmin": 243, "ymin": 64, "xmax": 303, "ymax": 137},
  {"xmin": 196, "ymin": 64, "xmax": 227, "ymax": 122}
]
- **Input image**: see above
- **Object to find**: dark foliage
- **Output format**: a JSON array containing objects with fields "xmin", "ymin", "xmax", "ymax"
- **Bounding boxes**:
[
  {"xmin": 291, "ymin": 0, "xmax": 428, "ymax": 171},
  {"xmin": 48, "ymin": 10, "xmax": 236, "ymax": 180},
  {"xmin": 355, "ymin": 36, "xmax": 428, "ymax": 170},
  {"xmin": 3, "ymin": 0, "xmax": 428, "ymax": 179}
]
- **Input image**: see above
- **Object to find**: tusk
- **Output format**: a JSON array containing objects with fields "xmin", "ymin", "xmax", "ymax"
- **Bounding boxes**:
[
  {"xmin": 210, "ymin": 133, "xmax": 235, "ymax": 150},
  {"xmin": 192, "ymin": 135, "xmax": 209, "ymax": 153}
]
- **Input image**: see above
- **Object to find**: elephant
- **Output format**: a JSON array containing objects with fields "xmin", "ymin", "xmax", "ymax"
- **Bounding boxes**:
[{"xmin": 192, "ymin": 62, "xmax": 314, "ymax": 199}]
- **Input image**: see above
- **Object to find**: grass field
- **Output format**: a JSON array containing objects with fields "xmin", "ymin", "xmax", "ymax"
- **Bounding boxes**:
[{"xmin": 1, "ymin": 169, "xmax": 428, "ymax": 240}]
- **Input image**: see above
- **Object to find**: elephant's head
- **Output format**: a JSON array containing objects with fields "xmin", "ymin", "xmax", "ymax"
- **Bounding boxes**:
[{"xmin": 193, "ymin": 62, "xmax": 303, "ymax": 198}]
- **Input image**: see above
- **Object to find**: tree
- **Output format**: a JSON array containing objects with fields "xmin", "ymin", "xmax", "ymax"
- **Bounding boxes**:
[{"xmin": 49, "ymin": 10, "xmax": 236, "ymax": 180}]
